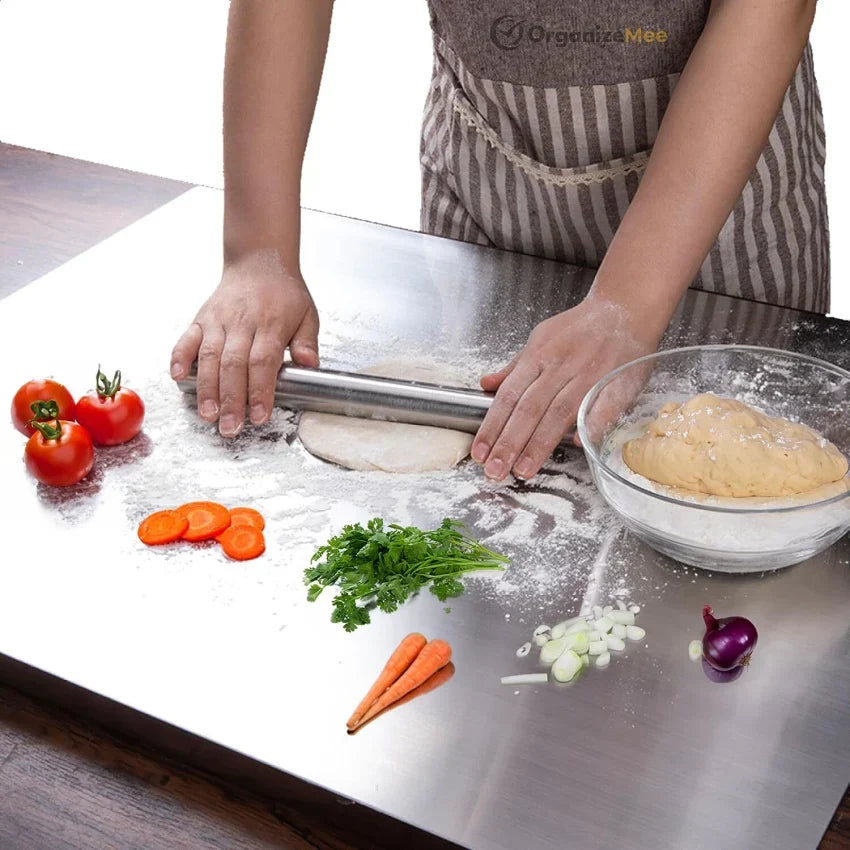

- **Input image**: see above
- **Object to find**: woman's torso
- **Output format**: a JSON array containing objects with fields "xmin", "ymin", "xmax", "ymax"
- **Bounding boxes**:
[{"xmin": 420, "ymin": 1, "xmax": 829, "ymax": 312}]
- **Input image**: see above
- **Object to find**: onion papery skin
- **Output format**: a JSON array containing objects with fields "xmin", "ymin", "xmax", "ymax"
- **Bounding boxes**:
[{"xmin": 702, "ymin": 606, "xmax": 758, "ymax": 672}]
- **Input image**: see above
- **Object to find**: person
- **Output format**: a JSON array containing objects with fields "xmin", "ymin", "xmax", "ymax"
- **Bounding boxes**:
[{"xmin": 170, "ymin": 0, "xmax": 826, "ymax": 482}]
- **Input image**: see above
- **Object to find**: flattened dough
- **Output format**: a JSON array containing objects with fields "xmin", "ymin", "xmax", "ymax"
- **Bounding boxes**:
[
  {"xmin": 298, "ymin": 361, "xmax": 474, "ymax": 473},
  {"xmin": 623, "ymin": 393, "xmax": 848, "ymax": 498}
]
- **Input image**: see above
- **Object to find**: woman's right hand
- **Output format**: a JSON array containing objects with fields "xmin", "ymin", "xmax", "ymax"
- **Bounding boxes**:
[{"xmin": 170, "ymin": 250, "xmax": 319, "ymax": 437}]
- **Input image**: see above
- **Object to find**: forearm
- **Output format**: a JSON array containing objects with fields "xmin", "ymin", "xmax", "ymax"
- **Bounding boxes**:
[
  {"xmin": 222, "ymin": 0, "xmax": 334, "ymax": 273},
  {"xmin": 591, "ymin": 0, "xmax": 816, "ymax": 334}
]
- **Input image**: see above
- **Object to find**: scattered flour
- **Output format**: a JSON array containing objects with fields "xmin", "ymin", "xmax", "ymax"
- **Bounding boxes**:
[
  {"xmin": 89, "ymin": 358, "xmax": 638, "ymax": 625},
  {"xmin": 38, "ymin": 341, "xmax": 669, "ymax": 632}
]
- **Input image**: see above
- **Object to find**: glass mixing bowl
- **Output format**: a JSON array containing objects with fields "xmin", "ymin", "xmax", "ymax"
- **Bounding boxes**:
[{"xmin": 576, "ymin": 346, "xmax": 850, "ymax": 572}]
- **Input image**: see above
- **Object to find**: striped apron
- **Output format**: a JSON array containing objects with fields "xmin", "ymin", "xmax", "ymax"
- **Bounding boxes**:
[{"xmin": 421, "ymin": 2, "xmax": 829, "ymax": 313}]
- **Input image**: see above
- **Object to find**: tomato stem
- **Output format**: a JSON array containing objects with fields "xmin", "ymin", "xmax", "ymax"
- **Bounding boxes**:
[
  {"xmin": 28, "ymin": 399, "xmax": 59, "ymax": 421},
  {"xmin": 96, "ymin": 365, "xmax": 122, "ymax": 399},
  {"xmin": 30, "ymin": 419, "xmax": 64, "ymax": 441}
]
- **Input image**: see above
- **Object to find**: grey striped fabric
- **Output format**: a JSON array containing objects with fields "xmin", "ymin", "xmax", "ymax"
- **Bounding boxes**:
[{"xmin": 420, "ymin": 19, "xmax": 829, "ymax": 312}]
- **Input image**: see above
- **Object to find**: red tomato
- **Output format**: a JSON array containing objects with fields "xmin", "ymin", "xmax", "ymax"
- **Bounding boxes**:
[
  {"xmin": 11, "ymin": 379, "xmax": 76, "ymax": 436},
  {"xmin": 75, "ymin": 367, "xmax": 145, "ymax": 446},
  {"xmin": 25, "ymin": 420, "xmax": 94, "ymax": 487}
]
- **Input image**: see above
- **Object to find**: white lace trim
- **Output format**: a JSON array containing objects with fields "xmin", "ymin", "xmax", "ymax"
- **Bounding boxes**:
[{"xmin": 451, "ymin": 94, "xmax": 648, "ymax": 188}]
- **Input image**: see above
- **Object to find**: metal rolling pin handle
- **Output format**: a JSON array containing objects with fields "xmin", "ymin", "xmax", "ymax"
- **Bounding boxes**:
[{"xmin": 177, "ymin": 364, "xmax": 575, "ymax": 447}]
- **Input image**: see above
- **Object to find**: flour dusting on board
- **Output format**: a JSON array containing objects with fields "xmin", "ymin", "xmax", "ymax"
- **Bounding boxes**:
[{"xmin": 42, "ymin": 352, "xmax": 643, "ymax": 630}]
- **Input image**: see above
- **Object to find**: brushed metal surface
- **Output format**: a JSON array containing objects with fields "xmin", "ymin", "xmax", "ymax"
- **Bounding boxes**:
[
  {"xmin": 0, "ymin": 188, "xmax": 848, "ymax": 850},
  {"xmin": 178, "ymin": 364, "xmax": 496, "ymax": 434},
  {"xmin": 178, "ymin": 364, "xmax": 577, "ymax": 447}
]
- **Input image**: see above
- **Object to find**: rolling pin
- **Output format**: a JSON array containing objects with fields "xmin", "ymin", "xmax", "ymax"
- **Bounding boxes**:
[{"xmin": 177, "ymin": 364, "xmax": 575, "ymax": 444}]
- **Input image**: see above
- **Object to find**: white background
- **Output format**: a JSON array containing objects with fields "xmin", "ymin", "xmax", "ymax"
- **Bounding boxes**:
[{"xmin": 0, "ymin": 1, "xmax": 846, "ymax": 314}]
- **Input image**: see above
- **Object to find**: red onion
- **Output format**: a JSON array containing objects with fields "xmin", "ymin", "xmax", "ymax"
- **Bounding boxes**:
[
  {"xmin": 701, "ymin": 657, "xmax": 745, "ymax": 683},
  {"xmin": 702, "ymin": 605, "xmax": 758, "ymax": 672}
]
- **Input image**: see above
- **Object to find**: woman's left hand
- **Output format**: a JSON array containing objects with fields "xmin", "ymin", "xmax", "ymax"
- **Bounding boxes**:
[{"xmin": 472, "ymin": 295, "xmax": 663, "ymax": 481}]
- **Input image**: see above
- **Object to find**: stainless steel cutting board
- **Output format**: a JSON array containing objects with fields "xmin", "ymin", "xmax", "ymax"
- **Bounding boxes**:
[{"xmin": 0, "ymin": 187, "xmax": 847, "ymax": 850}]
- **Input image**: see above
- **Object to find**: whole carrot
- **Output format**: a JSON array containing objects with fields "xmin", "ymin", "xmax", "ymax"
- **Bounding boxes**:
[
  {"xmin": 348, "ymin": 663, "xmax": 455, "ymax": 733},
  {"xmin": 352, "ymin": 639, "xmax": 453, "ymax": 730},
  {"xmin": 346, "ymin": 633, "xmax": 427, "ymax": 730}
]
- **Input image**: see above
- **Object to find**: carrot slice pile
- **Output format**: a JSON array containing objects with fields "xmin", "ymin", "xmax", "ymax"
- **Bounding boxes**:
[
  {"xmin": 138, "ymin": 510, "xmax": 189, "ymax": 545},
  {"xmin": 138, "ymin": 501, "xmax": 267, "ymax": 561},
  {"xmin": 347, "ymin": 635, "xmax": 453, "ymax": 732},
  {"xmin": 175, "ymin": 501, "xmax": 231, "ymax": 541},
  {"xmin": 218, "ymin": 524, "xmax": 266, "ymax": 561}
]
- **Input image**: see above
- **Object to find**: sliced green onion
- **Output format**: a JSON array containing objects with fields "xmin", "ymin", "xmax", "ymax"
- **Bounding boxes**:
[
  {"xmin": 552, "ymin": 616, "xmax": 589, "ymax": 639},
  {"xmin": 552, "ymin": 650, "xmax": 583, "ymax": 683},
  {"xmin": 540, "ymin": 636, "xmax": 569, "ymax": 664},
  {"xmin": 501, "ymin": 673, "xmax": 548, "ymax": 685},
  {"xmin": 605, "ymin": 635, "xmax": 626, "ymax": 652},
  {"xmin": 503, "ymin": 600, "xmax": 646, "ymax": 688},
  {"xmin": 588, "ymin": 640, "xmax": 608, "ymax": 656},
  {"xmin": 564, "ymin": 630, "xmax": 590, "ymax": 656},
  {"xmin": 594, "ymin": 616, "xmax": 614, "ymax": 634},
  {"xmin": 610, "ymin": 611, "xmax": 636, "ymax": 626}
]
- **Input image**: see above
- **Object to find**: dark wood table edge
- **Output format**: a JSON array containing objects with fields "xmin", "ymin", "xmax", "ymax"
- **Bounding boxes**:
[
  {"xmin": 0, "ymin": 652, "xmax": 461, "ymax": 850},
  {"xmin": 0, "ymin": 142, "xmax": 193, "ymax": 300},
  {"xmin": 2, "ymin": 647, "xmax": 845, "ymax": 849}
]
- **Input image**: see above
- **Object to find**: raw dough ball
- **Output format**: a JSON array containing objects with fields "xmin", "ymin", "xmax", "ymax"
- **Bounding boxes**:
[
  {"xmin": 297, "ymin": 361, "xmax": 474, "ymax": 473},
  {"xmin": 622, "ymin": 393, "xmax": 848, "ymax": 497}
]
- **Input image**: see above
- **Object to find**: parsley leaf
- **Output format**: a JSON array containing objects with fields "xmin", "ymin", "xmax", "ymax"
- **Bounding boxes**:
[
  {"xmin": 330, "ymin": 592, "xmax": 371, "ymax": 632},
  {"xmin": 304, "ymin": 517, "xmax": 509, "ymax": 631},
  {"xmin": 430, "ymin": 575, "xmax": 465, "ymax": 602}
]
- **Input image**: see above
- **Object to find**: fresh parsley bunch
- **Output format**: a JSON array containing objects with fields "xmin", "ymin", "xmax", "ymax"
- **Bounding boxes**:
[{"xmin": 305, "ymin": 517, "xmax": 509, "ymax": 631}]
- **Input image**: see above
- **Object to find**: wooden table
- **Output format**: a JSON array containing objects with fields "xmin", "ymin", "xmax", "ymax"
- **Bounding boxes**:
[{"xmin": 0, "ymin": 142, "xmax": 847, "ymax": 850}]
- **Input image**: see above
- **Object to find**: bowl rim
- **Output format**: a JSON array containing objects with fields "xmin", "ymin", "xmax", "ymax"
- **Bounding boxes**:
[{"xmin": 576, "ymin": 344, "xmax": 850, "ymax": 516}]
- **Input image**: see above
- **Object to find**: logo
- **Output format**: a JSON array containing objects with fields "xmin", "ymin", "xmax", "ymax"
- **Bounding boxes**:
[
  {"xmin": 489, "ymin": 16, "xmax": 669, "ymax": 51},
  {"xmin": 490, "ymin": 15, "xmax": 525, "ymax": 51}
]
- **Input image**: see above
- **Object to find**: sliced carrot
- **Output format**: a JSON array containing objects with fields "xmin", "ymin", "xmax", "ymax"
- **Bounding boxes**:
[
  {"xmin": 137, "ymin": 510, "xmax": 189, "ymax": 546},
  {"xmin": 228, "ymin": 507, "xmax": 265, "ymax": 531},
  {"xmin": 348, "ymin": 662, "xmax": 454, "ymax": 733},
  {"xmin": 351, "ymin": 639, "xmax": 453, "ymax": 730},
  {"xmin": 175, "ymin": 501, "xmax": 231, "ymax": 541},
  {"xmin": 218, "ymin": 524, "xmax": 266, "ymax": 561},
  {"xmin": 346, "ymin": 633, "xmax": 427, "ymax": 730},
  {"xmin": 215, "ymin": 507, "xmax": 266, "ymax": 541}
]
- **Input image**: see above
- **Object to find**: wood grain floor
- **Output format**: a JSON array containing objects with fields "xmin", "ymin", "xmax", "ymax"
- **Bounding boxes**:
[
  {"xmin": 0, "ymin": 143, "xmax": 190, "ymax": 299},
  {"xmin": 823, "ymin": 798, "xmax": 850, "ymax": 850},
  {"xmin": 0, "ymin": 685, "xmax": 325, "ymax": 850},
  {"xmin": 0, "ymin": 141, "xmax": 846, "ymax": 850}
]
